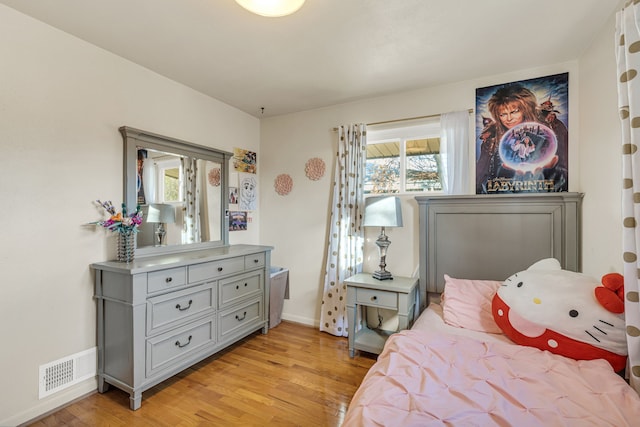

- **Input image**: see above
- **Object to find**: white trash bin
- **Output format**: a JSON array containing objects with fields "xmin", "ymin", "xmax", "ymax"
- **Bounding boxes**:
[{"xmin": 269, "ymin": 267, "xmax": 289, "ymax": 328}]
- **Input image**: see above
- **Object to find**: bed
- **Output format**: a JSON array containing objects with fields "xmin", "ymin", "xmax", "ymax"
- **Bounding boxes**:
[{"xmin": 343, "ymin": 193, "xmax": 640, "ymax": 426}]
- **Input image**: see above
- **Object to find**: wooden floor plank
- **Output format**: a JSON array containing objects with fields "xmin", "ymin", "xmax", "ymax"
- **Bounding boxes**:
[{"xmin": 26, "ymin": 322, "xmax": 376, "ymax": 427}]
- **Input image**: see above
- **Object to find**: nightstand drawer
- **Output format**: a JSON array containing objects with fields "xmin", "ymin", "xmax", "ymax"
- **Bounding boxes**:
[
  {"xmin": 146, "ymin": 283, "xmax": 215, "ymax": 335},
  {"xmin": 147, "ymin": 267, "xmax": 187, "ymax": 294},
  {"xmin": 355, "ymin": 288, "xmax": 397, "ymax": 309}
]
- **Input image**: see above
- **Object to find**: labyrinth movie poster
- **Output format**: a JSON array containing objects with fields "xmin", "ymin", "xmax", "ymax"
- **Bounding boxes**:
[{"xmin": 475, "ymin": 73, "xmax": 568, "ymax": 194}]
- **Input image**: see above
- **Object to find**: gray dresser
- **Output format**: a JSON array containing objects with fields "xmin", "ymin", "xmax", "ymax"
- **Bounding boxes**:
[{"xmin": 92, "ymin": 244, "xmax": 273, "ymax": 410}]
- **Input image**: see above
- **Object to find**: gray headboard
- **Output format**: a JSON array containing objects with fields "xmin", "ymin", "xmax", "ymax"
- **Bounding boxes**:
[{"xmin": 415, "ymin": 193, "xmax": 583, "ymax": 311}]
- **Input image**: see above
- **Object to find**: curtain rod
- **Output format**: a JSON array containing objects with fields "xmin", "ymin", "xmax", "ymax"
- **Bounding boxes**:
[
  {"xmin": 368, "ymin": 109, "xmax": 473, "ymax": 126},
  {"xmin": 332, "ymin": 109, "xmax": 474, "ymax": 131}
]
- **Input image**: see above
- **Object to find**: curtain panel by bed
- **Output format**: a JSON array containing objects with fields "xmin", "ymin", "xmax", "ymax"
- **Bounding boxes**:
[
  {"xmin": 440, "ymin": 110, "xmax": 471, "ymax": 194},
  {"xmin": 616, "ymin": 3, "xmax": 640, "ymax": 395},
  {"xmin": 319, "ymin": 124, "xmax": 366, "ymax": 337}
]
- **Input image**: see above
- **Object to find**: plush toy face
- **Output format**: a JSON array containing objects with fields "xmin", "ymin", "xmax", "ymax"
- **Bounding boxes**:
[{"xmin": 491, "ymin": 258, "xmax": 627, "ymax": 371}]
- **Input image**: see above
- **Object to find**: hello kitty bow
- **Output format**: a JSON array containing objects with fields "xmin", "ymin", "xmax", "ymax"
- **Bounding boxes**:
[{"xmin": 595, "ymin": 273, "xmax": 625, "ymax": 314}]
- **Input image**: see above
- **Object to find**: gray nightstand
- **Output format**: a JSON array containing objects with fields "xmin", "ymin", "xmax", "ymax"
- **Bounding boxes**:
[{"xmin": 345, "ymin": 273, "xmax": 419, "ymax": 357}]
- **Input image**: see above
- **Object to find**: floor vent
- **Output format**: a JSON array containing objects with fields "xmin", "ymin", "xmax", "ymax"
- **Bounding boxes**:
[{"xmin": 38, "ymin": 347, "xmax": 96, "ymax": 399}]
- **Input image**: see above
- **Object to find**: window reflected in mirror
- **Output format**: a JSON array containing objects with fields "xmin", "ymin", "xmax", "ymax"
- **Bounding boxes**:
[{"xmin": 160, "ymin": 165, "xmax": 180, "ymax": 203}]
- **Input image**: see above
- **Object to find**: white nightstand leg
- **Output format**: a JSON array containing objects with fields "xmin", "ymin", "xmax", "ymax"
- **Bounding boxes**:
[{"xmin": 347, "ymin": 304, "xmax": 355, "ymax": 358}]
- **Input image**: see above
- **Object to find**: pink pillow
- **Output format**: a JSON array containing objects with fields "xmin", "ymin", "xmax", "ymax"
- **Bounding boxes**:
[{"xmin": 442, "ymin": 274, "xmax": 503, "ymax": 334}]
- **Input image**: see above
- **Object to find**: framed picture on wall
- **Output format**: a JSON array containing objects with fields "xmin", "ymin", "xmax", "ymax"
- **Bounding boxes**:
[
  {"xmin": 229, "ymin": 187, "xmax": 238, "ymax": 205},
  {"xmin": 233, "ymin": 147, "xmax": 257, "ymax": 174},
  {"xmin": 475, "ymin": 72, "xmax": 568, "ymax": 194},
  {"xmin": 238, "ymin": 173, "xmax": 257, "ymax": 211},
  {"xmin": 229, "ymin": 211, "xmax": 247, "ymax": 231}
]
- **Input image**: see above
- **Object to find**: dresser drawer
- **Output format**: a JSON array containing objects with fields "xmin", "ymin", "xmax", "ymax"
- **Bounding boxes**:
[
  {"xmin": 147, "ymin": 267, "xmax": 187, "ymax": 294},
  {"xmin": 188, "ymin": 257, "xmax": 245, "ymax": 283},
  {"xmin": 146, "ymin": 317, "xmax": 215, "ymax": 377},
  {"xmin": 244, "ymin": 253, "xmax": 265, "ymax": 270},
  {"xmin": 355, "ymin": 288, "xmax": 397, "ymax": 309},
  {"xmin": 219, "ymin": 298, "xmax": 262, "ymax": 341},
  {"xmin": 146, "ymin": 284, "xmax": 215, "ymax": 335},
  {"xmin": 219, "ymin": 271, "xmax": 262, "ymax": 308}
]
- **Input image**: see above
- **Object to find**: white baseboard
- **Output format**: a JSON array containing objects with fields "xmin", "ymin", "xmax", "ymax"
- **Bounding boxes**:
[
  {"xmin": 4, "ymin": 377, "xmax": 96, "ymax": 427},
  {"xmin": 281, "ymin": 313, "xmax": 317, "ymax": 327}
]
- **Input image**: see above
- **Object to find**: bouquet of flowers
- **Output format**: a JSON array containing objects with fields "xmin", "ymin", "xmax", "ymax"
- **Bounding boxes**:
[{"xmin": 93, "ymin": 200, "xmax": 143, "ymax": 234}]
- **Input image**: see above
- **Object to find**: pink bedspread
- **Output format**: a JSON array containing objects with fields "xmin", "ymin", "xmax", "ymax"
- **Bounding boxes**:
[{"xmin": 343, "ymin": 329, "xmax": 640, "ymax": 426}]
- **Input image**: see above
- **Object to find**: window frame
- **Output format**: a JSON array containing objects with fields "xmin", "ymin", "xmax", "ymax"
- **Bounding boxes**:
[
  {"xmin": 366, "ymin": 120, "xmax": 442, "ymax": 195},
  {"xmin": 155, "ymin": 158, "xmax": 182, "ymax": 203}
]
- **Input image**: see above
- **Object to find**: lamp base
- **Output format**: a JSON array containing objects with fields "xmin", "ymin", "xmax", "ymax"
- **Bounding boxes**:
[
  {"xmin": 154, "ymin": 223, "xmax": 166, "ymax": 247},
  {"xmin": 372, "ymin": 226, "xmax": 394, "ymax": 280},
  {"xmin": 372, "ymin": 270, "xmax": 394, "ymax": 280}
]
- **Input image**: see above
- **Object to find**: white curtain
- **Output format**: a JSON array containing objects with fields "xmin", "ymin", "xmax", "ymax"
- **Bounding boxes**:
[
  {"xmin": 142, "ymin": 157, "xmax": 156, "ymax": 204},
  {"xmin": 181, "ymin": 157, "xmax": 201, "ymax": 244},
  {"xmin": 616, "ymin": 4, "xmax": 640, "ymax": 394},
  {"xmin": 319, "ymin": 124, "xmax": 366, "ymax": 337},
  {"xmin": 440, "ymin": 110, "xmax": 470, "ymax": 194}
]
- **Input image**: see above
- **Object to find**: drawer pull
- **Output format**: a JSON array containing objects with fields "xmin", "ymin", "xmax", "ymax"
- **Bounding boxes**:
[
  {"xmin": 175, "ymin": 299, "xmax": 193, "ymax": 311},
  {"xmin": 165, "ymin": 277, "xmax": 173, "ymax": 283},
  {"xmin": 371, "ymin": 296, "xmax": 378, "ymax": 302},
  {"xmin": 217, "ymin": 267, "xmax": 224, "ymax": 272},
  {"xmin": 235, "ymin": 311, "xmax": 247, "ymax": 321},
  {"xmin": 253, "ymin": 259, "xmax": 259, "ymax": 263},
  {"xmin": 175, "ymin": 335, "xmax": 192, "ymax": 348},
  {"xmin": 235, "ymin": 282, "xmax": 249, "ymax": 290}
]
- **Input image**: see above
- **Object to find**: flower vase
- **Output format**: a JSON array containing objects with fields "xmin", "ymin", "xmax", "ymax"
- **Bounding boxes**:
[{"xmin": 117, "ymin": 231, "xmax": 136, "ymax": 263}]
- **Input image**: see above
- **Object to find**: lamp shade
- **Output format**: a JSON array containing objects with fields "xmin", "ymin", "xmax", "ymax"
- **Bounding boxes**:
[
  {"xmin": 235, "ymin": 0, "xmax": 305, "ymax": 17},
  {"xmin": 146, "ymin": 203, "xmax": 176, "ymax": 224},
  {"xmin": 363, "ymin": 196, "xmax": 403, "ymax": 228}
]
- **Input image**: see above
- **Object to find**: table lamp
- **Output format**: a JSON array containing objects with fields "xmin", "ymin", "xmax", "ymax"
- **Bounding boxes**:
[
  {"xmin": 363, "ymin": 196, "xmax": 403, "ymax": 280},
  {"xmin": 146, "ymin": 203, "xmax": 176, "ymax": 247}
]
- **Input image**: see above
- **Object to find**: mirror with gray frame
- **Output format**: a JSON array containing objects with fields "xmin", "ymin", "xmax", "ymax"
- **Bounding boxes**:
[{"xmin": 121, "ymin": 126, "xmax": 232, "ymax": 256}]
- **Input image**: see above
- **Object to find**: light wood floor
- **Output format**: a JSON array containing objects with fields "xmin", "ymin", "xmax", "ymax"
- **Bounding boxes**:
[{"xmin": 27, "ymin": 322, "xmax": 376, "ymax": 427}]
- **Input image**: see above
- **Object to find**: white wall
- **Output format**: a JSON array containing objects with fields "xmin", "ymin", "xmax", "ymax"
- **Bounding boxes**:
[
  {"xmin": 578, "ymin": 10, "xmax": 623, "ymax": 276},
  {"xmin": 261, "ymin": 16, "xmax": 621, "ymax": 326},
  {"xmin": 0, "ymin": 5, "xmax": 259, "ymax": 426}
]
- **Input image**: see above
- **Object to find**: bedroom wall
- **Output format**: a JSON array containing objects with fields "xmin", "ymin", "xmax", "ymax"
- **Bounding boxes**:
[
  {"xmin": 578, "ymin": 9, "xmax": 623, "ymax": 276},
  {"xmin": 0, "ymin": 5, "xmax": 260, "ymax": 426},
  {"xmin": 261, "ymin": 9, "xmax": 621, "ymax": 327},
  {"xmin": 260, "ymin": 61, "xmax": 580, "ymax": 326}
]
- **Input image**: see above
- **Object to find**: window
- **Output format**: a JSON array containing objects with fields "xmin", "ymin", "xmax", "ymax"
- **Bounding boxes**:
[
  {"xmin": 156, "ymin": 159, "xmax": 182, "ymax": 202},
  {"xmin": 365, "ymin": 120, "xmax": 442, "ymax": 194},
  {"xmin": 162, "ymin": 166, "xmax": 180, "ymax": 202}
]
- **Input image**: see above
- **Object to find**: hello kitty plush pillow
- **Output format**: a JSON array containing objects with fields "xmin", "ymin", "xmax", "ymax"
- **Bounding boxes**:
[{"xmin": 491, "ymin": 258, "xmax": 627, "ymax": 372}]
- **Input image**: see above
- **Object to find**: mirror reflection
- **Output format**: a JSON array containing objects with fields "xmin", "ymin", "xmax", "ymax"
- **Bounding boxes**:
[
  {"xmin": 121, "ymin": 126, "xmax": 231, "ymax": 255},
  {"xmin": 135, "ymin": 148, "xmax": 223, "ymax": 248}
]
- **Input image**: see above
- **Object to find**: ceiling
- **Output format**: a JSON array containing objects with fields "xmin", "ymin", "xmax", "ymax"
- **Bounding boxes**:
[{"xmin": 0, "ymin": 0, "xmax": 620, "ymax": 118}]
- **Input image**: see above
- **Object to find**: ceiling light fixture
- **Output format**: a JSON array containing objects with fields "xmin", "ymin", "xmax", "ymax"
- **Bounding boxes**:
[{"xmin": 235, "ymin": 0, "xmax": 305, "ymax": 17}]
